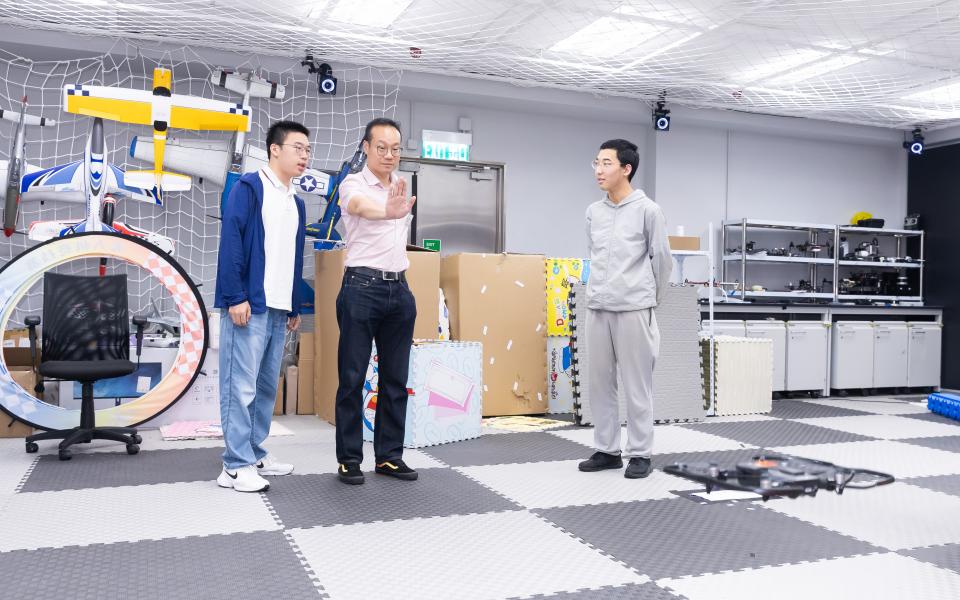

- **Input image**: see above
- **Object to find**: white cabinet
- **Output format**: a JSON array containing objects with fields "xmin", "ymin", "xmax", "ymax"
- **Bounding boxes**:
[
  {"xmin": 785, "ymin": 321, "xmax": 828, "ymax": 392},
  {"xmin": 873, "ymin": 322, "xmax": 908, "ymax": 388},
  {"xmin": 745, "ymin": 320, "xmax": 786, "ymax": 392},
  {"xmin": 907, "ymin": 323, "xmax": 942, "ymax": 388},
  {"xmin": 701, "ymin": 320, "xmax": 746, "ymax": 338},
  {"xmin": 831, "ymin": 322, "xmax": 875, "ymax": 390}
]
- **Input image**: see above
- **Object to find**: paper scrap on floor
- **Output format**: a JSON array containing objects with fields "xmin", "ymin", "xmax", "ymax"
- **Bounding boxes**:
[
  {"xmin": 482, "ymin": 416, "xmax": 570, "ymax": 432},
  {"xmin": 160, "ymin": 420, "xmax": 294, "ymax": 441}
]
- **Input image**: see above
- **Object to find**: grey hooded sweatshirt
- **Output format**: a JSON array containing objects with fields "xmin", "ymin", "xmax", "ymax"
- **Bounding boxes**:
[{"xmin": 585, "ymin": 188, "xmax": 673, "ymax": 311}]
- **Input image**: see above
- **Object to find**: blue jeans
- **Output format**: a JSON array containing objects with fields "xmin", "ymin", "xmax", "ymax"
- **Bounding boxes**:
[
  {"xmin": 219, "ymin": 307, "xmax": 287, "ymax": 470},
  {"xmin": 335, "ymin": 270, "xmax": 416, "ymax": 464}
]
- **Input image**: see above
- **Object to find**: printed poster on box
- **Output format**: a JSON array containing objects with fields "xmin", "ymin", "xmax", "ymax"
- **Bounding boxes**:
[
  {"xmin": 363, "ymin": 341, "xmax": 482, "ymax": 448},
  {"xmin": 547, "ymin": 336, "xmax": 576, "ymax": 413},
  {"xmin": 546, "ymin": 258, "xmax": 589, "ymax": 337}
]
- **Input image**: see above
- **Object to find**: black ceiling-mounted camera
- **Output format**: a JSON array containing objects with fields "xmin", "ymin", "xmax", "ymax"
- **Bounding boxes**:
[{"xmin": 301, "ymin": 53, "xmax": 337, "ymax": 95}]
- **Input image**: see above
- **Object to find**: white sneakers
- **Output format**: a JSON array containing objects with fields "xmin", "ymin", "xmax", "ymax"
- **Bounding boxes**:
[
  {"xmin": 217, "ymin": 465, "xmax": 270, "ymax": 493},
  {"xmin": 256, "ymin": 454, "xmax": 295, "ymax": 476},
  {"xmin": 217, "ymin": 454, "xmax": 294, "ymax": 492}
]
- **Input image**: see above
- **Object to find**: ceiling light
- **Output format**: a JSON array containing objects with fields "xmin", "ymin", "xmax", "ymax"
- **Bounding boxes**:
[
  {"xmin": 614, "ymin": 3, "xmax": 691, "ymax": 25},
  {"xmin": 903, "ymin": 81, "xmax": 960, "ymax": 104},
  {"xmin": 328, "ymin": 0, "xmax": 411, "ymax": 28},
  {"xmin": 738, "ymin": 48, "xmax": 828, "ymax": 83},
  {"xmin": 767, "ymin": 55, "xmax": 867, "ymax": 85},
  {"xmin": 550, "ymin": 17, "xmax": 663, "ymax": 58}
]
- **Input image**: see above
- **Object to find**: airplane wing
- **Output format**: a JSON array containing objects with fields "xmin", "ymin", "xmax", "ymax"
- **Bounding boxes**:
[
  {"xmin": 129, "ymin": 135, "xmax": 230, "ymax": 186},
  {"xmin": 19, "ymin": 160, "xmax": 162, "ymax": 206},
  {"xmin": 212, "ymin": 69, "xmax": 286, "ymax": 100},
  {"xmin": 63, "ymin": 85, "xmax": 154, "ymax": 125},
  {"xmin": 19, "ymin": 160, "xmax": 86, "ymax": 203},
  {"xmin": 0, "ymin": 108, "xmax": 56, "ymax": 127},
  {"xmin": 1, "ymin": 159, "xmax": 45, "ymax": 201},
  {"xmin": 169, "ymin": 94, "xmax": 251, "ymax": 132}
]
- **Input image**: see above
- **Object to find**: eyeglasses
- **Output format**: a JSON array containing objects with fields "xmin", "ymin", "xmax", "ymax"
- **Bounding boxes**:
[
  {"xmin": 591, "ymin": 159, "xmax": 618, "ymax": 170},
  {"xmin": 281, "ymin": 143, "xmax": 312, "ymax": 157},
  {"xmin": 375, "ymin": 145, "xmax": 402, "ymax": 157}
]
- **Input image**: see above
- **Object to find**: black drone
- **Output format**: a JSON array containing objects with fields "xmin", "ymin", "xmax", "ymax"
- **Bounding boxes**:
[{"xmin": 664, "ymin": 454, "xmax": 894, "ymax": 500}]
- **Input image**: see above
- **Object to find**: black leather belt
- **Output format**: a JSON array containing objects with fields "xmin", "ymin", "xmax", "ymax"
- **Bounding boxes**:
[{"xmin": 346, "ymin": 266, "xmax": 406, "ymax": 282}]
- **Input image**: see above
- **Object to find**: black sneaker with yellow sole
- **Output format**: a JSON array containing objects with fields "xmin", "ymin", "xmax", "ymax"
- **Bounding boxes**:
[{"xmin": 375, "ymin": 459, "xmax": 419, "ymax": 481}]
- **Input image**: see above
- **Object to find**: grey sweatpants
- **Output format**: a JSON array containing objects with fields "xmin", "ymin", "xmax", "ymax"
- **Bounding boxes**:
[{"xmin": 587, "ymin": 307, "xmax": 660, "ymax": 458}]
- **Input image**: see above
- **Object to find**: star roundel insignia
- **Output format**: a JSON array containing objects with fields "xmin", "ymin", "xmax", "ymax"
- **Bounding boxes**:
[{"xmin": 298, "ymin": 175, "xmax": 317, "ymax": 192}]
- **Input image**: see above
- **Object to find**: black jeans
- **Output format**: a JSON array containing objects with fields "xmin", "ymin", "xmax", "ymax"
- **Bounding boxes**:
[{"xmin": 334, "ymin": 270, "xmax": 417, "ymax": 463}]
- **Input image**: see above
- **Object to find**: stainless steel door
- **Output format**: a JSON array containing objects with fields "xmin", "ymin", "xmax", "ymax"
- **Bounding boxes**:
[{"xmin": 398, "ymin": 159, "xmax": 503, "ymax": 254}]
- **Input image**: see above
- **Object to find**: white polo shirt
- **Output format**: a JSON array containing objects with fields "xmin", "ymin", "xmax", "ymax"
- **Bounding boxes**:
[{"xmin": 259, "ymin": 167, "xmax": 299, "ymax": 312}]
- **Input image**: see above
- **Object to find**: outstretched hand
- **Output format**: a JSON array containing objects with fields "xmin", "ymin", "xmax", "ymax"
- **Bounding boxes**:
[{"xmin": 384, "ymin": 178, "xmax": 416, "ymax": 220}]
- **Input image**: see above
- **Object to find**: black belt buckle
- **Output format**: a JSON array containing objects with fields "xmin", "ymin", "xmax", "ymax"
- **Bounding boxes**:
[{"xmin": 382, "ymin": 270, "xmax": 399, "ymax": 281}]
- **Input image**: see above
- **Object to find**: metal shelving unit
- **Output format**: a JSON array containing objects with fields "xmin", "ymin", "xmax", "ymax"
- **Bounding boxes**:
[
  {"xmin": 721, "ymin": 219, "xmax": 925, "ymax": 304},
  {"xmin": 836, "ymin": 227, "xmax": 924, "ymax": 303},
  {"xmin": 722, "ymin": 219, "xmax": 838, "ymax": 301}
]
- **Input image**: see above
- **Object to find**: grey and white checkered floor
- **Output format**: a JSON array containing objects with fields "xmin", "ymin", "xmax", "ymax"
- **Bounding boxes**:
[{"xmin": 3, "ymin": 396, "xmax": 960, "ymax": 599}]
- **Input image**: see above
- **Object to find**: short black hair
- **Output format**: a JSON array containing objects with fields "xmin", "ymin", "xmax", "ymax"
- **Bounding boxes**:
[
  {"xmin": 599, "ymin": 139, "xmax": 639, "ymax": 182},
  {"xmin": 266, "ymin": 120, "xmax": 310, "ymax": 156},
  {"xmin": 363, "ymin": 117, "xmax": 402, "ymax": 142}
]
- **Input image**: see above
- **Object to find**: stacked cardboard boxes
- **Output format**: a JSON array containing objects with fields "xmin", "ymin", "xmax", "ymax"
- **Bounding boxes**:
[{"xmin": 313, "ymin": 248, "xmax": 441, "ymax": 423}]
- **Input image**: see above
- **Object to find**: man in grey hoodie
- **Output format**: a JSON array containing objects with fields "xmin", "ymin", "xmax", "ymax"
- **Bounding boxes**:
[{"xmin": 579, "ymin": 138, "xmax": 673, "ymax": 479}]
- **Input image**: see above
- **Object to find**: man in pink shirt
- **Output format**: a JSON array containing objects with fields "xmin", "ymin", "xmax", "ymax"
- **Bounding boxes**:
[{"xmin": 334, "ymin": 118, "xmax": 418, "ymax": 485}]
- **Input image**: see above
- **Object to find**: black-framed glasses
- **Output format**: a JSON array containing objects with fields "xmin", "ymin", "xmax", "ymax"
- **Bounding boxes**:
[{"xmin": 281, "ymin": 143, "xmax": 312, "ymax": 157}]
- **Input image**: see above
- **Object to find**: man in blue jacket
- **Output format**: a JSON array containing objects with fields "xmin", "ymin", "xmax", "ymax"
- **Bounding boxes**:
[{"xmin": 214, "ymin": 120, "xmax": 308, "ymax": 493}]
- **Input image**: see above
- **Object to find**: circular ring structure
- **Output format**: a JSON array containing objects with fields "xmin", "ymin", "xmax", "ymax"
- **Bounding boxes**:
[{"xmin": 0, "ymin": 232, "xmax": 208, "ymax": 430}]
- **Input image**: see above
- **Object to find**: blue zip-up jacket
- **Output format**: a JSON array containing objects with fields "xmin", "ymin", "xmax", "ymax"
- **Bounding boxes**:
[{"xmin": 214, "ymin": 171, "xmax": 307, "ymax": 317}]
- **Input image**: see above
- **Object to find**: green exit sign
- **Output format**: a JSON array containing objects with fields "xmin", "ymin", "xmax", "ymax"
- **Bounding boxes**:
[
  {"xmin": 423, "ymin": 239, "xmax": 441, "ymax": 252},
  {"xmin": 422, "ymin": 141, "xmax": 470, "ymax": 161}
]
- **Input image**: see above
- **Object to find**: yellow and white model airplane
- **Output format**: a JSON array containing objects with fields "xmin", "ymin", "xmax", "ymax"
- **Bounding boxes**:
[{"xmin": 62, "ymin": 67, "xmax": 251, "ymax": 192}]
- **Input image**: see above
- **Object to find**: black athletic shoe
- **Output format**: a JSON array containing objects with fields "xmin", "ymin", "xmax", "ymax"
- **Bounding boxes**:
[
  {"xmin": 624, "ymin": 457, "xmax": 652, "ymax": 479},
  {"xmin": 338, "ymin": 462, "xmax": 365, "ymax": 485},
  {"xmin": 578, "ymin": 451, "xmax": 624, "ymax": 472},
  {"xmin": 375, "ymin": 459, "xmax": 419, "ymax": 481}
]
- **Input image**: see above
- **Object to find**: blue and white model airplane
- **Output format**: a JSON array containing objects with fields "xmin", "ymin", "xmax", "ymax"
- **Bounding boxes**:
[{"xmin": 25, "ymin": 116, "xmax": 175, "ymax": 258}]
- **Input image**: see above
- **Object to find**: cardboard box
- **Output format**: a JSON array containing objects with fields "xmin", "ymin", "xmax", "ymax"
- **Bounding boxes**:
[
  {"xmin": 314, "ymin": 248, "xmax": 442, "ymax": 424},
  {"xmin": 441, "ymin": 253, "xmax": 548, "ymax": 416},
  {"xmin": 2, "ymin": 347, "xmax": 38, "ymax": 438},
  {"xmin": 285, "ymin": 365, "xmax": 298, "ymax": 416},
  {"xmin": 274, "ymin": 375, "xmax": 284, "ymax": 416},
  {"xmin": 3, "ymin": 328, "xmax": 31, "ymax": 348},
  {"xmin": 297, "ymin": 333, "xmax": 315, "ymax": 415},
  {"xmin": 362, "ymin": 340, "xmax": 482, "ymax": 448},
  {"xmin": 668, "ymin": 235, "xmax": 700, "ymax": 251}
]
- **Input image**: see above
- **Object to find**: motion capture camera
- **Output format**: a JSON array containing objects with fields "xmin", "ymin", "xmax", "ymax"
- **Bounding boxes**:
[
  {"xmin": 301, "ymin": 53, "xmax": 338, "ymax": 96},
  {"xmin": 902, "ymin": 128, "xmax": 923, "ymax": 155},
  {"xmin": 652, "ymin": 100, "xmax": 670, "ymax": 131}
]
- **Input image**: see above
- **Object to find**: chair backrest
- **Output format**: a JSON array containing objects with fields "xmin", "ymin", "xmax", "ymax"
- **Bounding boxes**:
[{"xmin": 41, "ymin": 273, "xmax": 130, "ymax": 363}]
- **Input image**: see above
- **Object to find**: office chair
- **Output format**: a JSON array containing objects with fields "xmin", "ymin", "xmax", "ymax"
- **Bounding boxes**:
[{"xmin": 24, "ymin": 272, "xmax": 148, "ymax": 461}]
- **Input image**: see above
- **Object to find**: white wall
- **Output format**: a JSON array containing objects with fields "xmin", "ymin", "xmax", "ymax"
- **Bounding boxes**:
[
  {"xmin": 396, "ymin": 98, "xmax": 648, "ymax": 256},
  {"xmin": 398, "ymin": 93, "xmax": 908, "ymax": 269},
  {"xmin": 653, "ymin": 120, "xmax": 907, "ymax": 283}
]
